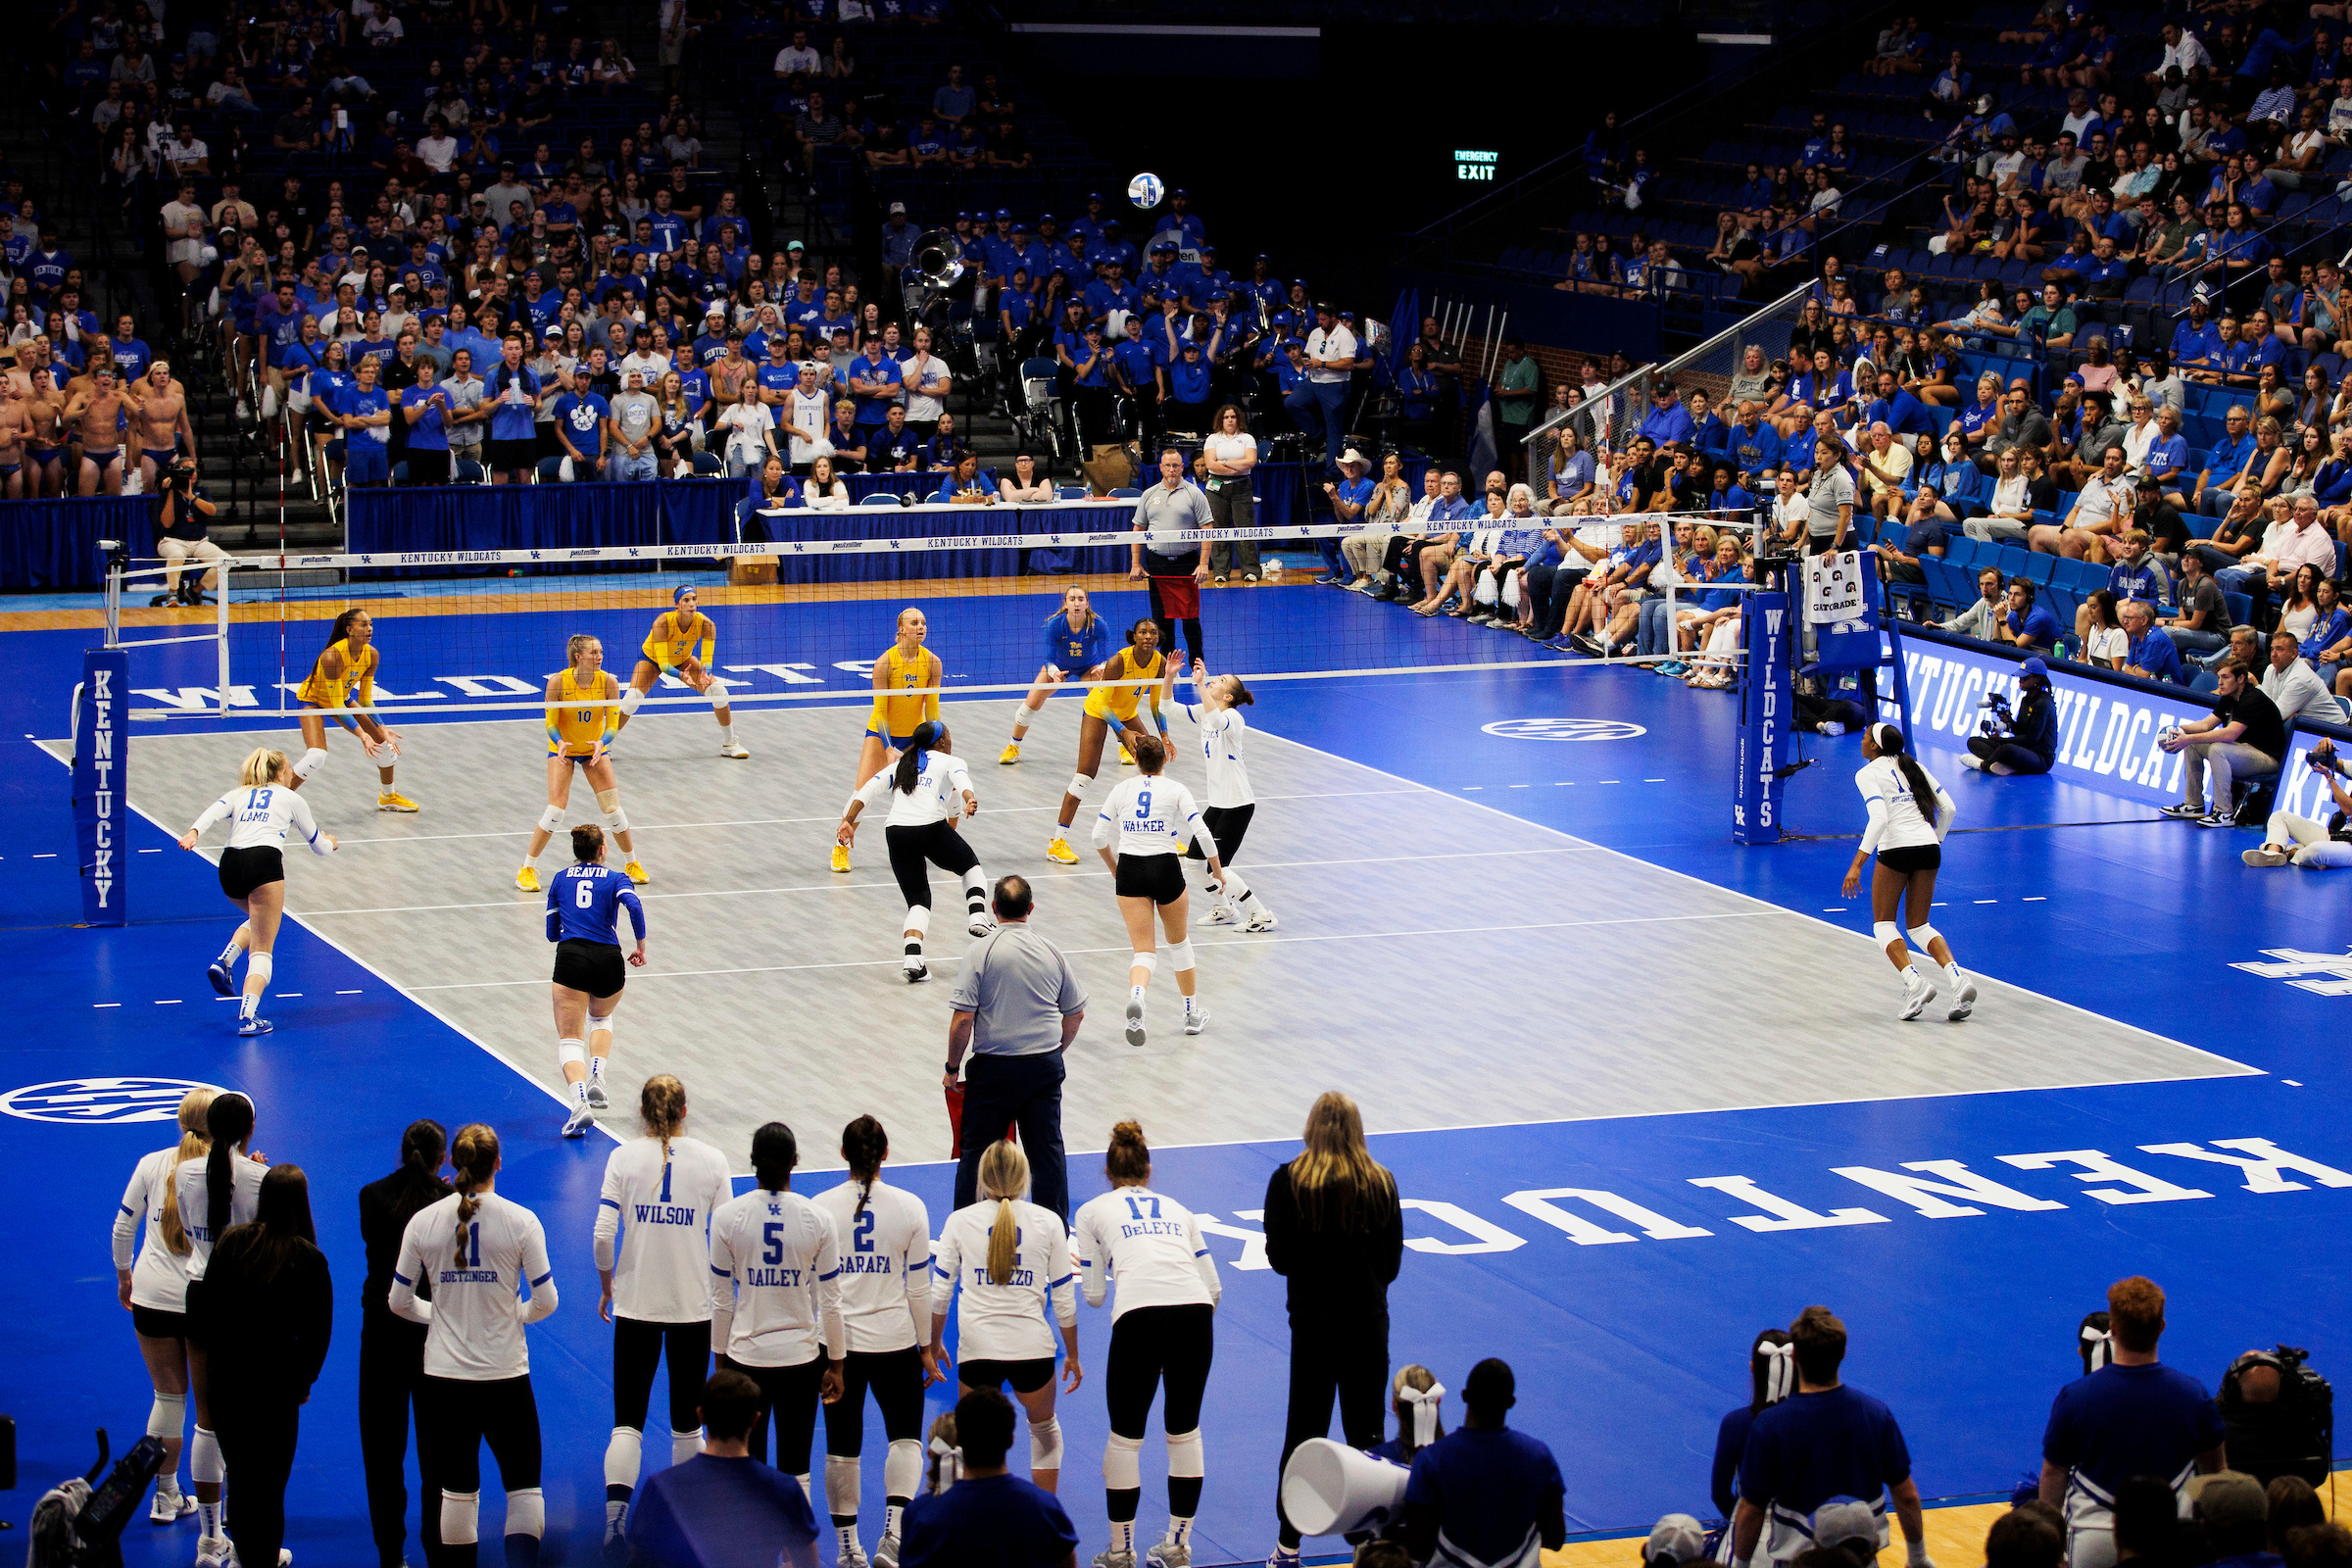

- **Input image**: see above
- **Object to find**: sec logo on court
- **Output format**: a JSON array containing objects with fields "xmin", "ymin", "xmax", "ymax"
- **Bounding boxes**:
[
  {"xmin": 0, "ymin": 1077, "xmax": 223, "ymax": 1125},
  {"xmin": 1482, "ymin": 718, "xmax": 1647, "ymax": 742}
]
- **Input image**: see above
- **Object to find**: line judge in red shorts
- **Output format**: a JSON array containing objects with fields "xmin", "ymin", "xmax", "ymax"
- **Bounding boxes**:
[{"xmin": 1130, "ymin": 447, "xmax": 1213, "ymax": 665}]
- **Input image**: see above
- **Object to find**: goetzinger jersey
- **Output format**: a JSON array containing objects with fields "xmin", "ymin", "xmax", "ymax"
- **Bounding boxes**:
[
  {"xmin": 809, "ymin": 1178, "xmax": 933, "ymax": 1354},
  {"xmin": 708, "ymin": 1187, "xmax": 847, "ymax": 1368},
  {"xmin": 1072, "ymin": 1185, "xmax": 1221, "ymax": 1322},
  {"xmin": 393, "ymin": 1191, "xmax": 555, "ymax": 1381},
  {"xmin": 594, "ymin": 1135, "xmax": 733, "ymax": 1323}
]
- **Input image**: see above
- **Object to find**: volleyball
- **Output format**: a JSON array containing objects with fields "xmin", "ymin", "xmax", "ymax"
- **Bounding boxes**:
[{"xmin": 1127, "ymin": 172, "xmax": 1165, "ymax": 211}]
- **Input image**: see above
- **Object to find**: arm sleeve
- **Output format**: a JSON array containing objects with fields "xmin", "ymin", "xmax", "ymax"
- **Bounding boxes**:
[
  {"xmin": 190, "ymin": 791, "xmax": 233, "ymax": 836},
  {"xmin": 1189, "ymin": 1211, "xmax": 1221, "ymax": 1306},
  {"xmin": 852, "ymin": 770, "xmax": 894, "ymax": 813},
  {"xmin": 1091, "ymin": 795, "xmax": 1116, "ymax": 849},
  {"xmin": 546, "ymin": 880, "xmax": 561, "ymax": 944},
  {"xmin": 618, "ymin": 887, "xmax": 646, "ymax": 940},
  {"xmin": 930, "ymin": 1217, "xmax": 961, "ymax": 1296},
  {"xmin": 518, "ymin": 1212, "xmax": 558, "ymax": 1324},
  {"xmin": 113, "ymin": 1160, "xmax": 147, "ymax": 1270},
  {"xmin": 593, "ymin": 1155, "xmax": 624, "ymax": 1271},
  {"xmin": 600, "ymin": 677, "xmax": 619, "ymax": 744},
  {"xmin": 922, "ymin": 657, "xmax": 941, "ymax": 723},
  {"xmin": 902, "ymin": 1198, "xmax": 931, "ymax": 1344},
  {"xmin": 1711, "ymin": 1412, "xmax": 1743, "ymax": 1519},
  {"xmin": 1074, "ymin": 1205, "xmax": 1107, "ymax": 1309},
  {"xmin": 288, "ymin": 790, "xmax": 333, "ymax": 854},
  {"xmin": 389, "ymin": 1214, "xmax": 432, "ymax": 1325},
  {"xmin": 813, "ymin": 1214, "xmax": 847, "ymax": 1361},
  {"xmin": 639, "ymin": 616, "xmax": 665, "ymax": 663},
  {"xmin": 708, "ymin": 1215, "xmax": 736, "ymax": 1354},
  {"xmin": 1859, "ymin": 790, "xmax": 1890, "ymax": 856},
  {"xmin": 545, "ymin": 682, "xmax": 564, "ymax": 755},
  {"xmin": 1045, "ymin": 1214, "xmax": 1077, "ymax": 1328},
  {"xmin": 1933, "ymin": 779, "xmax": 1958, "ymax": 843},
  {"xmin": 354, "ymin": 657, "xmax": 375, "ymax": 708}
]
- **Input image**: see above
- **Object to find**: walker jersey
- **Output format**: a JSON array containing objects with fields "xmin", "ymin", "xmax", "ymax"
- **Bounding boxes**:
[
  {"xmin": 1072, "ymin": 1186, "xmax": 1220, "ymax": 1320},
  {"xmin": 395, "ymin": 1191, "xmax": 555, "ymax": 1380},
  {"xmin": 709, "ymin": 1187, "xmax": 846, "ymax": 1367},
  {"xmin": 1092, "ymin": 774, "xmax": 1206, "ymax": 858},
  {"xmin": 809, "ymin": 1178, "xmax": 933, "ymax": 1354},
  {"xmin": 932, "ymin": 1199, "xmax": 1075, "ymax": 1363},
  {"xmin": 594, "ymin": 1135, "xmax": 733, "ymax": 1322},
  {"xmin": 173, "ymin": 1152, "xmax": 266, "ymax": 1280}
]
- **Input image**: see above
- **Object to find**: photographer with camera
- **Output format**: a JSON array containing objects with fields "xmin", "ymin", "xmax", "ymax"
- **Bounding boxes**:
[
  {"xmin": 2243, "ymin": 740, "xmax": 2352, "ymax": 868},
  {"xmin": 151, "ymin": 453, "xmax": 222, "ymax": 608},
  {"xmin": 2217, "ymin": 1347, "xmax": 2334, "ymax": 1487},
  {"xmin": 1960, "ymin": 657, "xmax": 2058, "ymax": 775}
]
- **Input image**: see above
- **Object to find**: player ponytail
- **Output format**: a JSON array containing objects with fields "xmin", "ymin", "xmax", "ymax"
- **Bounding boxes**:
[
  {"xmin": 841, "ymin": 1114, "xmax": 888, "ymax": 1221},
  {"xmin": 894, "ymin": 720, "xmax": 944, "ymax": 795},
  {"xmin": 565, "ymin": 632, "xmax": 601, "ymax": 667},
  {"xmin": 1130, "ymin": 734, "xmax": 1166, "ymax": 774},
  {"xmin": 160, "ymin": 1087, "xmax": 218, "ymax": 1255},
  {"xmin": 450, "ymin": 1123, "xmax": 500, "ymax": 1267},
  {"xmin": 390, "ymin": 1118, "xmax": 452, "ymax": 1233},
  {"xmin": 1874, "ymin": 723, "xmax": 1941, "ymax": 828},
  {"xmin": 203, "ymin": 1092, "xmax": 256, "ymax": 1249},
  {"xmin": 309, "ymin": 609, "xmax": 367, "ymax": 681},
  {"xmin": 570, "ymin": 823, "xmax": 605, "ymax": 862},
  {"xmin": 641, "ymin": 1074, "xmax": 687, "ymax": 1186},
  {"xmin": 237, "ymin": 748, "xmax": 289, "ymax": 787},
  {"xmin": 1223, "ymin": 676, "xmax": 1255, "ymax": 709},
  {"xmin": 978, "ymin": 1140, "xmax": 1029, "ymax": 1286},
  {"xmin": 751, "ymin": 1121, "xmax": 798, "ymax": 1192},
  {"xmin": 1104, "ymin": 1120, "xmax": 1151, "ymax": 1185}
]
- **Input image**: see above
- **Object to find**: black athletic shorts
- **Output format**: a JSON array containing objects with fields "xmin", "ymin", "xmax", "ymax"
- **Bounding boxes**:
[
  {"xmin": 1877, "ymin": 843, "xmax": 1941, "ymax": 874},
  {"xmin": 1183, "ymin": 803, "xmax": 1253, "ymax": 865},
  {"xmin": 487, "ymin": 437, "xmax": 537, "ymax": 472},
  {"xmin": 958, "ymin": 1355, "xmax": 1056, "ymax": 1395},
  {"xmin": 552, "ymin": 937, "xmax": 626, "ymax": 997},
  {"xmin": 218, "ymin": 846, "xmax": 284, "ymax": 900},
  {"xmin": 131, "ymin": 1304, "xmax": 188, "ymax": 1341},
  {"xmin": 1114, "ymin": 852, "xmax": 1187, "ymax": 906}
]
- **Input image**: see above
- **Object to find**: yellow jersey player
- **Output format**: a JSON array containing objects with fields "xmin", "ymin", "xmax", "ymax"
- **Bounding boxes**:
[
  {"xmin": 616, "ymin": 584, "xmax": 749, "ymax": 759},
  {"xmin": 288, "ymin": 607, "xmax": 419, "ymax": 811},
  {"xmin": 1047, "ymin": 617, "xmax": 1174, "ymax": 864},
  {"xmin": 837, "ymin": 608, "xmax": 942, "ymax": 872},
  {"xmin": 518, "ymin": 634, "xmax": 648, "ymax": 891}
]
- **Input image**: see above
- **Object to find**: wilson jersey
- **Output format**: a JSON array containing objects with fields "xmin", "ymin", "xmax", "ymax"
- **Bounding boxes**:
[
  {"xmin": 593, "ymin": 1135, "xmax": 733, "ymax": 1323},
  {"xmin": 1081, "ymin": 644, "xmax": 1165, "ymax": 724},
  {"xmin": 931, "ymin": 1199, "xmax": 1075, "ymax": 1364},
  {"xmin": 173, "ymin": 1152, "xmax": 266, "ymax": 1281},
  {"xmin": 546, "ymin": 666, "xmax": 617, "ymax": 757},
  {"xmin": 809, "ymin": 1178, "xmax": 933, "ymax": 1354},
  {"xmin": 1091, "ymin": 773, "xmax": 1207, "ymax": 858},
  {"xmin": 394, "ymin": 1191, "xmax": 555, "ymax": 1380},
  {"xmin": 851, "ymin": 748, "xmax": 973, "ymax": 829},
  {"xmin": 867, "ymin": 645, "xmax": 943, "ymax": 739},
  {"xmin": 547, "ymin": 861, "xmax": 647, "ymax": 946},
  {"xmin": 191, "ymin": 784, "xmax": 335, "ymax": 855},
  {"xmin": 295, "ymin": 638, "xmax": 377, "ymax": 709},
  {"xmin": 1043, "ymin": 610, "xmax": 1109, "ymax": 675},
  {"xmin": 642, "ymin": 610, "xmax": 715, "ymax": 670},
  {"xmin": 709, "ymin": 1188, "xmax": 846, "ymax": 1367},
  {"xmin": 114, "ymin": 1147, "xmax": 200, "ymax": 1311},
  {"xmin": 1072, "ymin": 1185, "xmax": 1222, "ymax": 1322},
  {"xmin": 1175, "ymin": 702, "xmax": 1254, "ymax": 809}
]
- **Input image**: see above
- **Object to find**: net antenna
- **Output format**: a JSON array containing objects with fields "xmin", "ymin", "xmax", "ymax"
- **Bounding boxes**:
[{"xmin": 100, "ymin": 538, "xmax": 235, "ymax": 718}]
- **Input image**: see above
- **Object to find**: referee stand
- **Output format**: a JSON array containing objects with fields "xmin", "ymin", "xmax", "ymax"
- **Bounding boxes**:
[{"xmin": 1736, "ymin": 544, "xmax": 1914, "ymax": 846}]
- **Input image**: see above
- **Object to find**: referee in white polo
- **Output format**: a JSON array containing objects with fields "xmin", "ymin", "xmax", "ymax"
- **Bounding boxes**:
[
  {"xmin": 945, "ymin": 874, "xmax": 1088, "ymax": 1221},
  {"xmin": 1132, "ymin": 448, "xmax": 1212, "ymax": 666}
]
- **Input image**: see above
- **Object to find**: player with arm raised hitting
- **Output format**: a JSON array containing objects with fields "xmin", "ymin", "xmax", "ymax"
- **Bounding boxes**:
[
  {"xmin": 1002, "ymin": 586, "xmax": 1109, "ymax": 765},
  {"xmin": 1842, "ymin": 721, "xmax": 1975, "ymax": 1021},
  {"xmin": 1046, "ymin": 618, "xmax": 1175, "ymax": 865},
  {"xmin": 519, "ymin": 634, "xmax": 647, "ymax": 892},
  {"xmin": 836, "ymin": 720, "xmax": 993, "ymax": 983},
  {"xmin": 289, "ymin": 609, "xmax": 419, "ymax": 812},
  {"xmin": 388, "ymin": 1124, "xmax": 559, "ymax": 1568},
  {"xmin": 1093, "ymin": 734, "xmax": 1220, "ymax": 1046},
  {"xmin": 838, "ymin": 609, "xmax": 944, "ymax": 873},
  {"xmin": 616, "ymin": 585, "xmax": 749, "ymax": 760},
  {"xmin": 812, "ymin": 1117, "xmax": 943, "ymax": 1568},
  {"xmin": 547, "ymin": 824, "xmax": 649, "ymax": 1139},
  {"xmin": 179, "ymin": 747, "xmax": 339, "ymax": 1037},
  {"xmin": 593, "ymin": 1074, "xmax": 732, "ymax": 1550},
  {"xmin": 1175, "ymin": 656, "xmax": 1275, "ymax": 933}
]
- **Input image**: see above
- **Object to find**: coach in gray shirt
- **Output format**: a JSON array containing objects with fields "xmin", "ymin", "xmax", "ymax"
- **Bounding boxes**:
[{"xmin": 946, "ymin": 874, "xmax": 1087, "ymax": 1220}]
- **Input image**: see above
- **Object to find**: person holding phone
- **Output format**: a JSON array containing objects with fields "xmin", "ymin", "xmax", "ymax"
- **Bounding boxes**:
[{"xmin": 2242, "ymin": 739, "xmax": 2352, "ymax": 868}]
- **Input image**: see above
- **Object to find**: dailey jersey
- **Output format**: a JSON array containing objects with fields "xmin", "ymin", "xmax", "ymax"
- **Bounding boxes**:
[{"xmin": 709, "ymin": 1187, "xmax": 847, "ymax": 1367}]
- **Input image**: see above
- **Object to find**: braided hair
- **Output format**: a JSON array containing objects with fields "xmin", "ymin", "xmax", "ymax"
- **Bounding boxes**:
[
  {"xmin": 841, "ymin": 1115, "xmax": 887, "ymax": 1221},
  {"xmin": 1873, "ymin": 722, "xmax": 1941, "ymax": 828},
  {"xmin": 449, "ymin": 1124, "xmax": 500, "ymax": 1268}
]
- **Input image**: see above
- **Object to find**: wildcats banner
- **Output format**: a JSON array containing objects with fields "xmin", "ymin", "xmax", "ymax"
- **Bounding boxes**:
[
  {"xmin": 74, "ymin": 649, "xmax": 130, "ymax": 926},
  {"xmin": 1736, "ymin": 592, "xmax": 1790, "ymax": 845}
]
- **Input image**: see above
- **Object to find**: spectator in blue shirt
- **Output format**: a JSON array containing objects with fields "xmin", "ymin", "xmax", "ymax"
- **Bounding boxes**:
[
  {"xmin": 626, "ymin": 1369, "xmax": 818, "ymax": 1568},
  {"xmin": 1640, "ymin": 381, "xmax": 1695, "ymax": 449},
  {"xmin": 2193, "ymin": 406, "xmax": 2262, "ymax": 516},
  {"xmin": 1397, "ymin": 1360, "xmax": 1567, "ymax": 1566},
  {"xmin": 2170, "ymin": 297, "xmax": 2223, "ymax": 371},
  {"xmin": 1728, "ymin": 403, "xmax": 1785, "ymax": 481},
  {"xmin": 2001, "ymin": 580, "xmax": 2063, "ymax": 654},
  {"xmin": 1867, "ymin": 370, "xmax": 1937, "ymax": 451},
  {"xmin": 2119, "ymin": 599, "xmax": 2186, "ymax": 683},
  {"xmin": 899, "ymin": 1390, "xmax": 1076, "ymax": 1568},
  {"xmin": 551, "ymin": 377, "xmax": 612, "ymax": 479},
  {"xmin": 848, "ymin": 334, "xmax": 905, "ymax": 434}
]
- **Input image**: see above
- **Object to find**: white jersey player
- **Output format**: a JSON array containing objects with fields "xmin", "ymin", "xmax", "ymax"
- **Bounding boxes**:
[
  {"xmin": 170, "ymin": 1091, "xmax": 265, "ymax": 1561},
  {"xmin": 1092, "ymin": 736, "xmax": 1220, "ymax": 1046},
  {"xmin": 592, "ymin": 1076, "xmax": 733, "ymax": 1544},
  {"xmin": 1174, "ymin": 655, "xmax": 1274, "ymax": 932},
  {"xmin": 112, "ymin": 1088, "xmax": 218, "ymax": 1526},
  {"xmin": 179, "ymin": 747, "xmax": 338, "ymax": 1038},
  {"xmin": 836, "ymin": 721, "xmax": 991, "ymax": 981}
]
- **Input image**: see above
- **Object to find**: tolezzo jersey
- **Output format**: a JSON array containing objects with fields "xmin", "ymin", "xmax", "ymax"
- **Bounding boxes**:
[
  {"xmin": 852, "ymin": 749, "xmax": 972, "ymax": 829},
  {"xmin": 1092, "ymin": 773, "xmax": 1206, "ymax": 858},
  {"xmin": 1175, "ymin": 703, "xmax": 1254, "ymax": 809},
  {"xmin": 173, "ymin": 1152, "xmax": 266, "ymax": 1281},
  {"xmin": 115, "ymin": 1148, "xmax": 199, "ymax": 1311},
  {"xmin": 809, "ymin": 1178, "xmax": 933, "ymax": 1354},
  {"xmin": 708, "ymin": 1188, "xmax": 846, "ymax": 1367},
  {"xmin": 394, "ymin": 1192, "xmax": 555, "ymax": 1380},
  {"xmin": 931, "ymin": 1199, "xmax": 1075, "ymax": 1363},
  {"xmin": 1072, "ymin": 1186, "xmax": 1221, "ymax": 1321},
  {"xmin": 593, "ymin": 1135, "xmax": 733, "ymax": 1322},
  {"xmin": 191, "ymin": 784, "xmax": 333, "ymax": 853}
]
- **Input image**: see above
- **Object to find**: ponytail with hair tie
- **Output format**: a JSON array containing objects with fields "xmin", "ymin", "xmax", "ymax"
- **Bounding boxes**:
[
  {"xmin": 1760, "ymin": 1340, "xmax": 1796, "ymax": 1404},
  {"xmin": 893, "ymin": 720, "xmax": 944, "ymax": 795},
  {"xmin": 1877, "ymin": 722, "xmax": 1943, "ymax": 829}
]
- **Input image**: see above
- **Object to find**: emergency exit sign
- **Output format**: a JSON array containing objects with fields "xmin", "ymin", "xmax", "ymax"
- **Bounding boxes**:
[{"xmin": 1455, "ymin": 150, "xmax": 1497, "ymax": 181}]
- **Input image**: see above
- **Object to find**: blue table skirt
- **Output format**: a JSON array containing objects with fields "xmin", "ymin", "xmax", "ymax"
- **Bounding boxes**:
[{"xmin": 0, "ymin": 497, "xmax": 157, "ymax": 590}]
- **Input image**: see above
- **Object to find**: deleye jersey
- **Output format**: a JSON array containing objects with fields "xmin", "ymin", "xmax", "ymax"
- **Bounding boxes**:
[
  {"xmin": 809, "ymin": 1178, "xmax": 932, "ymax": 1354},
  {"xmin": 1072, "ymin": 1185, "xmax": 1221, "ymax": 1322},
  {"xmin": 547, "ymin": 666, "xmax": 616, "ymax": 757},
  {"xmin": 173, "ymin": 1152, "xmax": 266, "ymax": 1280},
  {"xmin": 114, "ymin": 1148, "xmax": 200, "ymax": 1311},
  {"xmin": 931, "ymin": 1199, "xmax": 1075, "ymax": 1364},
  {"xmin": 851, "ymin": 748, "xmax": 973, "ymax": 828},
  {"xmin": 642, "ymin": 610, "xmax": 714, "ymax": 670},
  {"xmin": 708, "ymin": 1188, "xmax": 846, "ymax": 1367},
  {"xmin": 868, "ymin": 644, "xmax": 943, "ymax": 739},
  {"xmin": 593, "ymin": 1135, "xmax": 733, "ymax": 1322},
  {"xmin": 1044, "ymin": 611, "xmax": 1109, "ymax": 675},
  {"xmin": 393, "ymin": 1191, "xmax": 554, "ymax": 1380},
  {"xmin": 1176, "ymin": 702, "xmax": 1254, "ymax": 809},
  {"xmin": 295, "ymin": 638, "xmax": 378, "ymax": 709},
  {"xmin": 546, "ymin": 861, "xmax": 647, "ymax": 945},
  {"xmin": 191, "ymin": 784, "xmax": 335, "ymax": 854},
  {"xmin": 1091, "ymin": 773, "xmax": 1206, "ymax": 858},
  {"xmin": 1081, "ymin": 644, "xmax": 1165, "ymax": 724}
]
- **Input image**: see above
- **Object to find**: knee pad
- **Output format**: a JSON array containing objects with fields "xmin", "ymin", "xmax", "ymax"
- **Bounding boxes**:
[
  {"xmin": 1066, "ymin": 771, "xmax": 1095, "ymax": 802},
  {"xmin": 607, "ymin": 808, "xmax": 631, "ymax": 835},
  {"xmin": 293, "ymin": 747, "xmax": 327, "ymax": 780},
  {"xmin": 595, "ymin": 789, "xmax": 620, "ymax": 814},
  {"xmin": 504, "ymin": 1488, "xmax": 544, "ymax": 1541},
  {"xmin": 1165, "ymin": 1428, "xmax": 1204, "ymax": 1480},
  {"xmin": 148, "ymin": 1391, "xmax": 186, "ymax": 1442},
  {"xmin": 441, "ymin": 1491, "xmax": 481, "ymax": 1546},
  {"xmin": 1167, "ymin": 940, "xmax": 1197, "ymax": 973},
  {"xmin": 670, "ymin": 1429, "xmax": 702, "ymax": 1466},
  {"xmin": 189, "ymin": 1427, "xmax": 223, "ymax": 1485},
  {"xmin": 904, "ymin": 905, "xmax": 932, "ymax": 938},
  {"xmin": 617, "ymin": 686, "xmax": 646, "ymax": 716},
  {"xmin": 559, "ymin": 1038, "xmax": 586, "ymax": 1070},
  {"xmin": 590, "ymin": 1014, "xmax": 617, "ymax": 1047},
  {"xmin": 706, "ymin": 681, "xmax": 729, "ymax": 712},
  {"xmin": 605, "ymin": 1428, "xmax": 643, "ymax": 1489},
  {"xmin": 1904, "ymin": 923, "xmax": 1941, "ymax": 952},
  {"xmin": 1873, "ymin": 920, "xmax": 1903, "ymax": 950},
  {"xmin": 247, "ymin": 952, "xmax": 273, "ymax": 991},
  {"xmin": 825, "ymin": 1454, "xmax": 860, "ymax": 1517},
  {"xmin": 1131, "ymin": 952, "xmax": 1158, "ymax": 978},
  {"xmin": 883, "ymin": 1439, "xmax": 923, "ymax": 1501},
  {"xmin": 1102, "ymin": 1432, "xmax": 1144, "ymax": 1492},
  {"xmin": 537, "ymin": 805, "xmax": 565, "ymax": 834},
  {"xmin": 1029, "ymin": 1416, "xmax": 1063, "ymax": 1473}
]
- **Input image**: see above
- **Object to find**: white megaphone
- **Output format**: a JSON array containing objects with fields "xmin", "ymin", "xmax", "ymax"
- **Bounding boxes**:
[{"xmin": 1279, "ymin": 1439, "xmax": 1410, "ymax": 1538}]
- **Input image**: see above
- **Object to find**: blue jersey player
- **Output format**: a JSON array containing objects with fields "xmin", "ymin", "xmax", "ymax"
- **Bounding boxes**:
[
  {"xmin": 545, "ymin": 823, "xmax": 649, "ymax": 1138},
  {"xmin": 1001, "ymin": 585, "xmax": 1113, "ymax": 764}
]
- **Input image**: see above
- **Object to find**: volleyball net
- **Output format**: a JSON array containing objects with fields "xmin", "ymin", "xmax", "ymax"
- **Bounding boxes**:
[{"xmin": 103, "ymin": 509, "xmax": 1767, "ymax": 721}]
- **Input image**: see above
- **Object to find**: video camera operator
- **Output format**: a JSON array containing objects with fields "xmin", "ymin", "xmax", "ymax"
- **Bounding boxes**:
[
  {"xmin": 151, "ymin": 455, "xmax": 223, "ymax": 608},
  {"xmin": 1959, "ymin": 657, "xmax": 2057, "ymax": 775},
  {"xmin": 2217, "ymin": 1347, "xmax": 2334, "ymax": 1487},
  {"xmin": 2243, "ymin": 740, "xmax": 2352, "ymax": 870}
]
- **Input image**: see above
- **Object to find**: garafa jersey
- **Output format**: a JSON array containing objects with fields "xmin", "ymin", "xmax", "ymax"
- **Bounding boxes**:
[
  {"xmin": 809, "ymin": 1178, "xmax": 932, "ymax": 1354},
  {"xmin": 593, "ymin": 1135, "xmax": 733, "ymax": 1323},
  {"xmin": 931, "ymin": 1199, "xmax": 1075, "ymax": 1364},
  {"xmin": 1072, "ymin": 1185, "xmax": 1220, "ymax": 1322},
  {"xmin": 393, "ymin": 1191, "xmax": 555, "ymax": 1380},
  {"xmin": 709, "ymin": 1188, "xmax": 847, "ymax": 1367}
]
